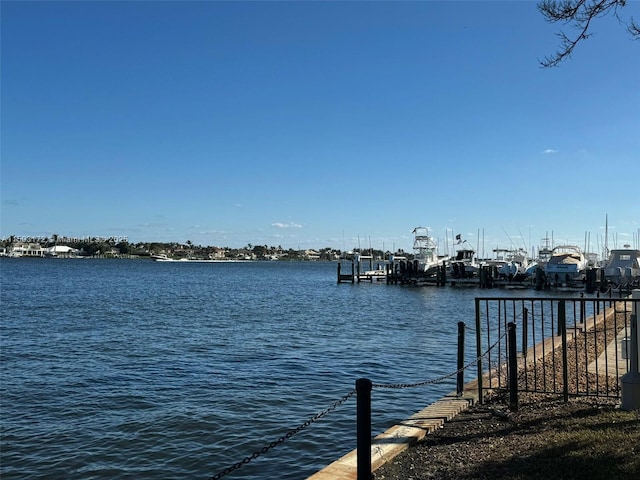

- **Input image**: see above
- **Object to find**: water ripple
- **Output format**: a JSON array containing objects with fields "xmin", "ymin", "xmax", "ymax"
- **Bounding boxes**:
[{"xmin": 1, "ymin": 259, "xmax": 572, "ymax": 479}]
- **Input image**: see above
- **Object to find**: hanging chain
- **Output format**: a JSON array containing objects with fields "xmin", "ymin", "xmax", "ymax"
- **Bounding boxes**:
[
  {"xmin": 208, "ymin": 388, "xmax": 356, "ymax": 480},
  {"xmin": 374, "ymin": 329, "xmax": 507, "ymax": 389},
  {"xmin": 208, "ymin": 327, "xmax": 507, "ymax": 478}
]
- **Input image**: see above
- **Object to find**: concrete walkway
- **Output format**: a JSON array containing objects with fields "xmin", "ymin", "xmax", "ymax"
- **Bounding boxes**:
[
  {"xmin": 586, "ymin": 295, "xmax": 637, "ymax": 378},
  {"xmin": 587, "ymin": 328, "xmax": 631, "ymax": 377}
]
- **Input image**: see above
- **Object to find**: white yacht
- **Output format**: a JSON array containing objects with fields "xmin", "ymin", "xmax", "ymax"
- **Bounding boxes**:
[
  {"xmin": 412, "ymin": 227, "xmax": 445, "ymax": 275},
  {"xmin": 545, "ymin": 245, "xmax": 588, "ymax": 283},
  {"xmin": 448, "ymin": 248, "xmax": 480, "ymax": 278},
  {"xmin": 492, "ymin": 248, "xmax": 536, "ymax": 280}
]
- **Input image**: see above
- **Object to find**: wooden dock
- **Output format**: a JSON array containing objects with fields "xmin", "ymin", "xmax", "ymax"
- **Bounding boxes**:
[{"xmin": 337, "ymin": 257, "xmax": 623, "ymax": 294}]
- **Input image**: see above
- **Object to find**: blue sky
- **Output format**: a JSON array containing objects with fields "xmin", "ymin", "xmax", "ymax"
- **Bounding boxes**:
[{"xmin": 2, "ymin": 1, "xmax": 639, "ymax": 255}]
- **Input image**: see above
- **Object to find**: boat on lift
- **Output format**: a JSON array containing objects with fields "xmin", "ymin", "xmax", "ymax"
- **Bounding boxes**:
[
  {"xmin": 412, "ymin": 227, "xmax": 446, "ymax": 275},
  {"xmin": 545, "ymin": 245, "xmax": 588, "ymax": 284},
  {"xmin": 603, "ymin": 245, "xmax": 640, "ymax": 287},
  {"xmin": 492, "ymin": 248, "xmax": 537, "ymax": 281}
]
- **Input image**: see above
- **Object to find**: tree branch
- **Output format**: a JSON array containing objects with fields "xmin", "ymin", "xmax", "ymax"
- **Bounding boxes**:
[
  {"xmin": 628, "ymin": 17, "xmax": 640, "ymax": 37},
  {"xmin": 538, "ymin": 0, "xmax": 635, "ymax": 67}
]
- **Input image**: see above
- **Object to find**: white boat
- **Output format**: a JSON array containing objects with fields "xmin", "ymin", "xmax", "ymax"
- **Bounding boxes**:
[
  {"xmin": 535, "ymin": 238, "xmax": 553, "ymax": 272},
  {"xmin": 412, "ymin": 227, "xmax": 445, "ymax": 275},
  {"xmin": 545, "ymin": 245, "xmax": 588, "ymax": 284},
  {"xmin": 448, "ymin": 248, "xmax": 480, "ymax": 278},
  {"xmin": 151, "ymin": 253, "xmax": 238, "ymax": 263},
  {"xmin": 44, "ymin": 245, "xmax": 78, "ymax": 258},
  {"xmin": 603, "ymin": 245, "xmax": 640, "ymax": 286},
  {"xmin": 362, "ymin": 268, "xmax": 387, "ymax": 281},
  {"xmin": 492, "ymin": 248, "xmax": 536, "ymax": 280}
]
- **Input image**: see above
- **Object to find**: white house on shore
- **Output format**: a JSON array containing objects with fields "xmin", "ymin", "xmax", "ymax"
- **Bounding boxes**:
[
  {"xmin": 8, "ymin": 243, "xmax": 45, "ymax": 257},
  {"xmin": 5, "ymin": 243, "xmax": 79, "ymax": 258}
]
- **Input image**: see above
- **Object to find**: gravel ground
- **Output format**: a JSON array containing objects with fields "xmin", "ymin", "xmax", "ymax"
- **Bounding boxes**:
[
  {"xmin": 374, "ymin": 306, "xmax": 640, "ymax": 480},
  {"xmin": 373, "ymin": 393, "xmax": 638, "ymax": 480}
]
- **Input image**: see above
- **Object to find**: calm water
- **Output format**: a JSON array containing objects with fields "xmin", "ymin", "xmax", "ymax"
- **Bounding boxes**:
[{"xmin": 1, "ymin": 259, "xmax": 560, "ymax": 479}]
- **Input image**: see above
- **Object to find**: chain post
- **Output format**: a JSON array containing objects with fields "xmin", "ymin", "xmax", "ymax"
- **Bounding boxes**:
[{"xmin": 356, "ymin": 378, "xmax": 372, "ymax": 480}]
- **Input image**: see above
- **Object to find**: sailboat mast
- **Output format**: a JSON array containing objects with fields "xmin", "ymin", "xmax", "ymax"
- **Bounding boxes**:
[{"xmin": 604, "ymin": 214, "xmax": 609, "ymax": 260}]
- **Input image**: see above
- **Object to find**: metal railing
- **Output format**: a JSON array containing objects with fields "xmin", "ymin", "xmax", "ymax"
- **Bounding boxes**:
[{"xmin": 474, "ymin": 296, "xmax": 639, "ymax": 403}]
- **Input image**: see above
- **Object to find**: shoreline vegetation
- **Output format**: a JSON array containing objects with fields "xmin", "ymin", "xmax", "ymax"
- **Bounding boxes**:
[{"xmin": 0, "ymin": 236, "xmax": 372, "ymax": 261}]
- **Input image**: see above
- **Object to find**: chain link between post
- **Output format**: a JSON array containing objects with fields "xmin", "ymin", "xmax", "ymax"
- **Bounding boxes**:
[
  {"xmin": 373, "ymin": 330, "xmax": 507, "ymax": 389},
  {"xmin": 208, "ymin": 388, "xmax": 356, "ymax": 480},
  {"xmin": 208, "ymin": 328, "xmax": 507, "ymax": 479}
]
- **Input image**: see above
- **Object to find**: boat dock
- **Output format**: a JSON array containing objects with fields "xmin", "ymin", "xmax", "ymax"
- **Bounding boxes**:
[
  {"xmin": 337, "ymin": 256, "xmax": 634, "ymax": 294},
  {"xmin": 338, "ymin": 225, "xmax": 640, "ymax": 293}
]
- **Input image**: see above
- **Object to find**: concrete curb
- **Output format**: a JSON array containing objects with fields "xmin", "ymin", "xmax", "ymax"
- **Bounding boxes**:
[{"xmin": 307, "ymin": 387, "xmax": 480, "ymax": 480}]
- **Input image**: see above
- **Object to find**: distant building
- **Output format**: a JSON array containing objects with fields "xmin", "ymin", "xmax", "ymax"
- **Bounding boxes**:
[
  {"xmin": 305, "ymin": 249, "xmax": 320, "ymax": 260},
  {"xmin": 10, "ymin": 243, "xmax": 45, "ymax": 257},
  {"xmin": 210, "ymin": 247, "xmax": 227, "ymax": 260}
]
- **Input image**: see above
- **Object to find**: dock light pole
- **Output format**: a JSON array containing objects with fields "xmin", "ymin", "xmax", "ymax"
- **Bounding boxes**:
[{"xmin": 621, "ymin": 290, "xmax": 640, "ymax": 411}]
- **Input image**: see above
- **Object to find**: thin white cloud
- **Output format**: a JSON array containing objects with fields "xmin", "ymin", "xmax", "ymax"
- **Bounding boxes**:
[
  {"xmin": 543, "ymin": 149, "xmax": 559, "ymax": 154},
  {"xmin": 272, "ymin": 222, "xmax": 303, "ymax": 229}
]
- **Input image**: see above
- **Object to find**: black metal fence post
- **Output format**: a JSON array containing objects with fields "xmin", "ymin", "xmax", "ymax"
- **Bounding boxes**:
[
  {"xmin": 558, "ymin": 300, "xmax": 569, "ymax": 402},
  {"xmin": 356, "ymin": 378, "xmax": 372, "ymax": 480},
  {"xmin": 475, "ymin": 298, "xmax": 483, "ymax": 404},
  {"xmin": 508, "ymin": 322, "xmax": 518, "ymax": 411},
  {"xmin": 556, "ymin": 300, "xmax": 563, "ymax": 337},
  {"xmin": 522, "ymin": 307, "xmax": 528, "ymax": 357},
  {"xmin": 457, "ymin": 321, "xmax": 465, "ymax": 395}
]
